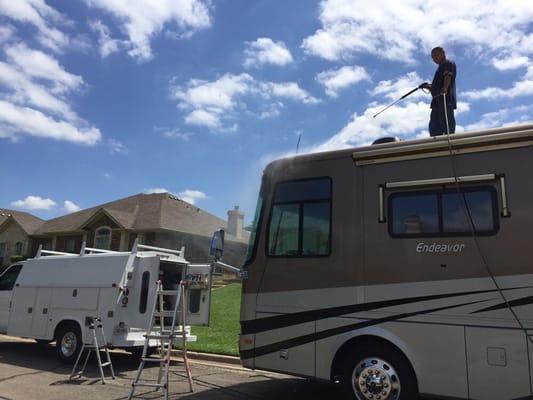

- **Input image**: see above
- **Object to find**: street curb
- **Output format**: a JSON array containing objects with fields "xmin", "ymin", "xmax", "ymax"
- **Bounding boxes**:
[{"xmin": 171, "ymin": 349, "xmax": 242, "ymax": 365}]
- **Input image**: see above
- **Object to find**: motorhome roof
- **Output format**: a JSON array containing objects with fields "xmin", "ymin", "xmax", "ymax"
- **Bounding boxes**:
[{"xmin": 266, "ymin": 123, "xmax": 533, "ymax": 170}]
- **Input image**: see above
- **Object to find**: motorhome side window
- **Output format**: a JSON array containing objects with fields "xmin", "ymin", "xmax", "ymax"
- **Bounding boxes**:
[
  {"xmin": 268, "ymin": 178, "xmax": 331, "ymax": 257},
  {"xmin": 389, "ymin": 187, "xmax": 499, "ymax": 237}
]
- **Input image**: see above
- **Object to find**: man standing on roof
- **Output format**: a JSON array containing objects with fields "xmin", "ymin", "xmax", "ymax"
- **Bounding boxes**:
[{"xmin": 420, "ymin": 47, "xmax": 457, "ymax": 136}]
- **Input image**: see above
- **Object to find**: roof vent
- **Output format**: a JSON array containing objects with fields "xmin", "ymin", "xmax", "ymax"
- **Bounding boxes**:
[{"xmin": 372, "ymin": 137, "xmax": 401, "ymax": 145}]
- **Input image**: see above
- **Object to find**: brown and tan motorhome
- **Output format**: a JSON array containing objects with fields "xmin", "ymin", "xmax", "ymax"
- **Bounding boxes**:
[{"xmin": 237, "ymin": 123, "xmax": 533, "ymax": 400}]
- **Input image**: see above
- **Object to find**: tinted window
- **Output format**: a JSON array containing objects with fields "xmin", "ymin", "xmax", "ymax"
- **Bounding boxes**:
[
  {"xmin": 302, "ymin": 202, "xmax": 330, "ymax": 255},
  {"xmin": 390, "ymin": 187, "xmax": 498, "ymax": 237},
  {"xmin": 274, "ymin": 180, "xmax": 331, "ymax": 203},
  {"xmin": 244, "ymin": 193, "xmax": 264, "ymax": 264},
  {"xmin": 442, "ymin": 191, "xmax": 496, "ymax": 233},
  {"xmin": 0, "ymin": 265, "xmax": 22, "ymax": 291},
  {"xmin": 189, "ymin": 290, "xmax": 201, "ymax": 314},
  {"xmin": 268, "ymin": 203, "xmax": 300, "ymax": 255},
  {"xmin": 391, "ymin": 193, "xmax": 439, "ymax": 235},
  {"xmin": 139, "ymin": 271, "xmax": 150, "ymax": 314},
  {"xmin": 268, "ymin": 178, "xmax": 331, "ymax": 257}
]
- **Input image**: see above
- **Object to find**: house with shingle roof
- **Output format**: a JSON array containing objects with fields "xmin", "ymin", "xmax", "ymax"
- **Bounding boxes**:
[
  {"xmin": 0, "ymin": 193, "xmax": 248, "ymax": 269},
  {"xmin": 0, "ymin": 209, "xmax": 44, "ymax": 267}
]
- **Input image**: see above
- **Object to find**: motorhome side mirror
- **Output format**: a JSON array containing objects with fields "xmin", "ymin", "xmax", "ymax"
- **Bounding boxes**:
[{"xmin": 209, "ymin": 229, "xmax": 225, "ymax": 261}]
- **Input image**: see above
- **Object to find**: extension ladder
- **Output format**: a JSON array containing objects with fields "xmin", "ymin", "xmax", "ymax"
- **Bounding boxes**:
[
  {"xmin": 127, "ymin": 277, "xmax": 193, "ymax": 400},
  {"xmin": 69, "ymin": 316, "xmax": 115, "ymax": 384}
]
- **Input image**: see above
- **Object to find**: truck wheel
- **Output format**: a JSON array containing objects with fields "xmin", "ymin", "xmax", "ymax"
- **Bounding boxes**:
[
  {"xmin": 341, "ymin": 344, "xmax": 418, "ymax": 400},
  {"xmin": 55, "ymin": 323, "xmax": 82, "ymax": 364}
]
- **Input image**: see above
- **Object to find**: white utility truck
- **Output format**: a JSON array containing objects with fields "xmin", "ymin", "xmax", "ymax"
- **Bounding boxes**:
[{"xmin": 0, "ymin": 242, "xmax": 213, "ymax": 363}]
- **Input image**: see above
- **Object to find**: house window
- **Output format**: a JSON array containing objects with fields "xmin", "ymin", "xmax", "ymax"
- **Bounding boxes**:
[
  {"xmin": 94, "ymin": 226, "xmax": 112, "ymax": 250},
  {"xmin": 65, "ymin": 239, "xmax": 76, "ymax": 253},
  {"xmin": 14, "ymin": 242, "xmax": 23, "ymax": 255},
  {"xmin": 267, "ymin": 177, "xmax": 332, "ymax": 257},
  {"xmin": 389, "ymin": 187, "xmax": 499, "ymax": 237}
]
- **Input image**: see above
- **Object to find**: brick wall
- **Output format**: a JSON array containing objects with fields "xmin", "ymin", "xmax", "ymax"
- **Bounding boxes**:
[{"xmin": 55, "ymin": 234, "xmax": 83, "ymax": 253}]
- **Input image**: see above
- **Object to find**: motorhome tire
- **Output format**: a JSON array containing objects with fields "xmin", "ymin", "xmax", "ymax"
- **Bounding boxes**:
[
  {"xmin": 341, "ymin": 344, "xmax": 418, "ymax": 400},
  {"xmin": 55, "ymin": 323, "xmax": 82, "ymax": 364}
]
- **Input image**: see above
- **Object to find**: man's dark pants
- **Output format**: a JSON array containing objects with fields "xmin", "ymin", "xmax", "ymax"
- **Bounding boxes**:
[{"xmin": 429, "ymin": 106, "xmax": 456, "ymax": 136}]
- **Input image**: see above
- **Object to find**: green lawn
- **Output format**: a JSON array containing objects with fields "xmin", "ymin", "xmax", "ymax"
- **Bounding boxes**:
[{"xmin": 183, "ymin": 283, "xmax": 241, "ymax": 356}]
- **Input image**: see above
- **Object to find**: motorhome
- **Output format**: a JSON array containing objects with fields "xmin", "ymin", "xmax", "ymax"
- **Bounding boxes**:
[
  {"xmin": 237, "ymin": 124, "xmax": 533, "ymax": 400},
  {"xmin": 0, "ymin": 243, "xmax": 213, "ymax": 363}
]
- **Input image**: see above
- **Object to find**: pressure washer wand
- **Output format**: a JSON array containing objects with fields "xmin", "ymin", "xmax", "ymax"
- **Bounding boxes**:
[{"xmin": 372, "ymin": 82, "xmax": 429, "ymax": 118}]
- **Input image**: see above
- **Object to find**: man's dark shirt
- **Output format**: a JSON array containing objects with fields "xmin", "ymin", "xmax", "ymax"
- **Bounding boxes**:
[{"xmin": 431, "ymin": 59, "xmax": 456, "ymax": 109}]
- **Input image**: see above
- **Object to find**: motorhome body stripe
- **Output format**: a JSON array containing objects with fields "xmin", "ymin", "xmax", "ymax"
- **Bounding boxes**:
[
  {"xmin": 241, "ymin": 286, "xmax": 529, "ymax": 335},
  {"xmin": 240, "ymin": 299, "xmax": 489, "ymax": 359},
  {"xmin": 472, "ymin": 295, "xmax": 533, "ymax": 314}
]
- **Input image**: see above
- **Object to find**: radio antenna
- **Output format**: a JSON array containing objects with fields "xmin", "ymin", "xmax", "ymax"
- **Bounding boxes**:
[{"xmin": 296, "ymin": 133, "xmax": 302, "ymax": 154}]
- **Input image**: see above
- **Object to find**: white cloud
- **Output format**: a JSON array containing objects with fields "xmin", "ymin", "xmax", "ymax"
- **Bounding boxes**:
[
  {"xmin": 0, "ymin": 61, "xmax": 77, "ymax": 119},
  {"xmin": 0, "ymin": 0, "xmax": 69, "ymax": 52},
  {"xmin": 260, "ymin": 82, "xmax": 320, "ymax": 104},
  {"xmin": 88, "ymin": 20, "xmax": 121, "ymax": 58},
  {"xmin": 0, "ymin": 44, "xmax": 101, "ymax": 145},
  {"xmin": 0, "ymin": 25, "xmax": 15, "ymax": 44},
  {"xmin": 243, "ymin": 37, "xmax": 293, "ymax": 68},
  {"xmin": 185, "ymin": 109, "xmax": 221, "ymax": 129},
  {"xmin": 315, "ymin": 101, "xmax": 431, "ymax": 152},
  {"xmin": 160, "ymin": 127, "xmax": 194, "ymax": 141},
  {"xmin": 85, "ymin": 0, "xmax": 212, "ymax": 61},
  {"xmin": 316, "ymin": 65, "xmax": 370, "ymax": 97},
  {"xmin": 493, "ymin": 55, "xmax": 530, "ymax": 71},
  {"xmin": 63, "ymin": 200, "xmax": 81, "ymax": 213},
  {"xmin": 145, "ymin": 188, "xmax": 170, "ymax": 194},
  {"xmin": 5, "ymin": 43, "xmax": 84, "ymax": 94},
  {"xmin": 464, "ymin": 79, "xmax": 533, "ymax": 100},
  {"xmin": 144, "ymin": 187, "xmax": 207, "ymax": 205},
  {"xmin": 302, "ymin": 0, "xmax": 533, "ymax": 63},
  {"xmin": 465, "ymin": 105, "xmax": 533, "ymax": 131},
  {"xmin": 369, "ymin": 72, "xmax": 427, "ymax": 101},
  {"xmin": 174, "ymin": 73, "xmax": 253, "ymax": 111},
  {"xmin": 12, "ymin": 195, "xmax": 56, "ymax": 210},
  {"xmin": 172, "ymin": 73, "xmax": 319, "ymax": 130},
  {"xmin": 178, "ymin": 189, "xmax": 206, "ymax": 204},
  {"xmin": 0, "ymin": 100, "xmax": 101, "ymax": 145},
  {"xmin": 107, "ymin": 138, "xmax": 128, "ymax": 154}
]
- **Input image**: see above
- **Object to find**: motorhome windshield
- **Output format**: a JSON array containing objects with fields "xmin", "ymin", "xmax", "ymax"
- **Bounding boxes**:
[{"xmin": 244, "ymin": 192, "xmax": 264, "ymax": 265}]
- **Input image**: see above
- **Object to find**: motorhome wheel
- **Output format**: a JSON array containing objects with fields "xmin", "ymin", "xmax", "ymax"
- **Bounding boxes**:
[
  {"xmin": 55, "ymin": 323, "xmax": 82, "ymax": 364},
  {"xmin": 341, "ymin": 344, "xmax": 418, "ymax": 400}
]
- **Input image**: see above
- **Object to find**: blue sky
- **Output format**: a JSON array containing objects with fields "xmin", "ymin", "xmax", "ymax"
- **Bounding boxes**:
[{"xmin": 0, "ymin": 0, "xmax": 532, "ymax": 224}]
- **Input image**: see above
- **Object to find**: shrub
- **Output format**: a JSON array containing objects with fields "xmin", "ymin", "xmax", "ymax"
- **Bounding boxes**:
[{"xmin": 10, "ymin": 255, "xmax": 26, "ymax": 263}]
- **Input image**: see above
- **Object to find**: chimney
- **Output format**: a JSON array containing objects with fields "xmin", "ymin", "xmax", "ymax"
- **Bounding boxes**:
[{"xmin": 227, "ymin": 206, "xmax": 244, "ymax": 239}]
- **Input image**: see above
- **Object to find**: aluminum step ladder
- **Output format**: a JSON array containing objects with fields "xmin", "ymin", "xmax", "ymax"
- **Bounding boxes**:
[
  {"xmin": 127, "ymin": 277, "xmax": 193, "ymax": 400},
  {"xmin": 69, "ymin": 316, "xmax": 115, "ymax": 384}
]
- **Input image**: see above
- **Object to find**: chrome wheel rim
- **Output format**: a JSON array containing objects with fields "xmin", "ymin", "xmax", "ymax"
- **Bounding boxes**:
[
  {"xmin": 61, "ymin": 332, "xmax": 77, "ymax": 358},
  {"xmin": 352, "ymin": 357, "xmax": 401, "ymax": 400}
]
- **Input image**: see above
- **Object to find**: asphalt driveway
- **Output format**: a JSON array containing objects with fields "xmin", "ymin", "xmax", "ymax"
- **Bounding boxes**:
[{"xmin": 0, "ymin": 335, "xmax": 339, "ymax": 400}]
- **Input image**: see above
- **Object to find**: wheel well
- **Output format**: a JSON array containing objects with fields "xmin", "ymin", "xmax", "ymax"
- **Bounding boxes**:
[
  {"xmin": 53, "ymin": 320, "xmax": 81, "ymax": 340},
  {"xmin": 330, "ymin": 335, "xmax": 417, "ymax": 387}
]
